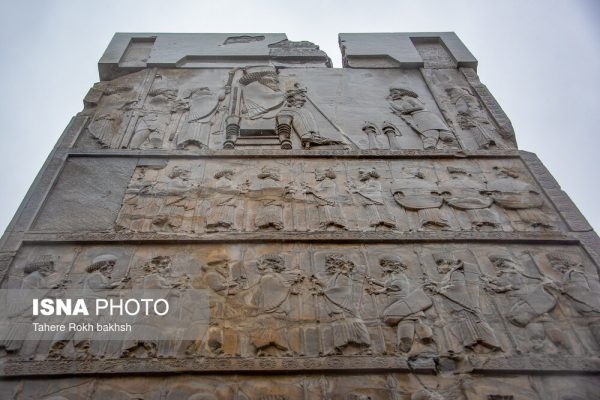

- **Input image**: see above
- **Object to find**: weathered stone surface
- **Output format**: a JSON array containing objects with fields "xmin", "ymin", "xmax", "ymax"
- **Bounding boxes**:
[
  {"xmin": 1, "ymin": 32, "xmax": 599, "ymax": 398},
  {"xmin": 339, "ymin": 32, "xmax": 478, "ymax": 69}
]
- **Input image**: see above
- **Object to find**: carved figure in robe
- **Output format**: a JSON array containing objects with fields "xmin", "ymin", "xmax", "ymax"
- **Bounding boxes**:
[
  {"xmin": 315, "ymin": 254, "xmax": 371, "ymax": 354},
  {"xmin": 547, "ymin": 252, "xmax": 600, "ymax": 346},
  {"xmin": 54, "ymin": 254, "xmax": 125, "ymax": 359},
  {"xmin": 388, "ymin": 88, "xmax": 459, "ymax": 150},
  {"xmin": 442, "ymin": 167, "xmax": 502, "ymax": 230},
  {"xmin": 116, "ymin": 166, "xmax": 158, "ymax": 232},
  {"xmin": 487, "ymin": 167, "xmax": 553, "ymax": 230},
  {"xmin": 0, "ymin": 256, "xmax": 59, "ymax": 357},
  {"xmin": 205, "ymin": 169, "xmax": 244, "ymax": 232},
  {"xmin": 150, "ymin": 166, "xmax": 196, "ymax": 232},
  {"xmin": 131, "ymin": 88, "xmax": 184, "ymax": 149},
  {"xmin": 122, "ymin": 256, "xmax": 189, "ymax": 358},
  {"xmin": 176, "ymin": 87, "xmax": 227, "ymax": 149},
  {"xmin": 367, "ymin": 256, "xmax": 433, "ymax": 353},
  {"xmin": 249, "ymin": 254, "xmax": 303, "ymax": 356},
  {"xmin": 252, "ymin": 166, "xmax": 284, "ymax": 231},
  {"xmin": 303, "ymin": 168, "xmax": 347, "ymax": 230},
  {"xmin": 391, "ymin": 168, "xmax": 450, "ymax": 230},
  {"xmin": 483, "ymin": 255, "xmax": 565, "ymax": 353},
  {"xmin": 425, "ymin": 251, "xmax": 502, "ymax": 354},
  {"xmin": 445, "ymin": 87, "xmax": 498, "ymax": 149},
  {"xmin": 207, "ymin": 66, "xmax": 347, "ymax": 149},
  {"xmin": 87, "ymin": 84, "xmax": 135, "ymax": 148},
  {"xmin": 197, "ymin": 253, "xmax": 247, "ymax": 356},
  {"xmin": 279, "ymin": 84, "xmax": 345, "ymax": 148},
  {"xmin": 349, "ymin": 167, "xmax": 395, "ymax": 230}
]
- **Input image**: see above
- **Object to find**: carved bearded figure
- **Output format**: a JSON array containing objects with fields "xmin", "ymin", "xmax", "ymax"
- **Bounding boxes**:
[
  {"xmin": 205, "ymin": 169, "xmax": 241, "ymax": 232},
  {"xmin": 392, "ymin": 168, "xmax": 450, "ymax": 230},
  {"xmin": 316, "ymin": 254, "xmax": 371, "ymax": 354},
  {"xmin": 484, "ymin": 255, "xmax": 564, "ymax": 353},
  {"xmin": 368, "ymin": 256, "xmax": 433, "ymax": 353},
  {"xmin": 304, "ymin": 168, "xmax": 347, "ymax": 231},
  {"xmin": 351, "ymin": 167, "xmax": 395, "ymax": 230},
  {"xmin": 388, "ymin": 88, "xmax": 459, "ymax": 150},
  {"xmin": 249, "ymin": 254, "xmax": 302, "ymax": 356},
  {"xmin": 487, "ymin": 166, "xmax": 553, "ymax": 231},
  {"xmin": 253, "ymin": 167, "xmax": 284, "ymax": 231},
  {"xmin": 547, "ymin": 252, "xmax": 600, "ymax": 346},
  {"xmin": 426, "ymin": 251, "xmax": 502, "ymax": 354},
  {"xmin": 442, "ymin": 167, "xmax": 502, "ymax": 231}
]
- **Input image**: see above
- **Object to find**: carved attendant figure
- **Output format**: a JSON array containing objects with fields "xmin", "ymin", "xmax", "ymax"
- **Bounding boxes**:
[
  {"xmin": 388, "ymin": 88, "xmax": 459, "ymax": 150},
  {"xmin": 484, "ymin": 255, "xmax": 564, "ymax": 353},
  {"xmin": 350, "ymin": 167, "xmax": 395, "ymax": 230},
  {"xmin": 547, "ymin": 252, "xmax": 600, "ymax": 346},
  {"xmin": 303, "ymin": 168, "xmax": 347, "ymax": 231},
  {"xmin": 487, "ymin": 167, "xmax": 553, "ymax": 231},
  {"xmin": 249, "ymin": 254, "xmax": 302, "ymax": 356},
  {"xmin": 205, "ymin": 169, "xmax": 242, "ymax": 232},
  {"xmin": 445, "ymin": 87, "xmax": 497, "ymax": 149},
  {"xmin": 368, "ymin": 256, "xmax": 433, "ymax": 353},
  {"xmin": 442, "ymin": 167, "xmax": 502, "ymax": 231},
  {"xmin": 391, "ymin": 168, "xmax": 450, "ymax": 230},
  {"xmin": 316, "ymin": 254, "xmax": 371, "ymax": 355},
  {"xmin": 253, "ymin": 166, "xmax": 284, "ymax": 231},
  {"xmin": 426, "ymin": 251, "xmax": 502, "ymax": 353}
]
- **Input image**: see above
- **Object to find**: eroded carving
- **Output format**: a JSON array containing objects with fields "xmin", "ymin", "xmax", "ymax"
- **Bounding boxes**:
[{"xmin": 388, "ymin": 88, "xmax": 459, "ymax": 150}]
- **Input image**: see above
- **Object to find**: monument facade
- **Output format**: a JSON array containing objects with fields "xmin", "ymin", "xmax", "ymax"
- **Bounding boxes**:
[{"xmin": 0, "ymin": 32, "xmax": 599, "ymax": 399}]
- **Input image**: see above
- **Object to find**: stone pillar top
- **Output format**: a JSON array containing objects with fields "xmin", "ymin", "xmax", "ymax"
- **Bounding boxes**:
[
  {"xmin": 339, "ymin": 32, "xmax": 478, "ymax": 69},
  {"xmin": 99, "ymin": 32, "xmax": 332, "ymax": 80}
]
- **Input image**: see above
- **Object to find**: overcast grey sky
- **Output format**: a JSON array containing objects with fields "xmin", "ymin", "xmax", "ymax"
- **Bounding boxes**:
[{"xmin": 1, "ymin": 0, "xmax": 599, "ymax": 234}]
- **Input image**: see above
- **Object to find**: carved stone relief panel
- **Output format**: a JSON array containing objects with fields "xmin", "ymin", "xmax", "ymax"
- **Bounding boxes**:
[
  {"xmin": 78, "ymin": 68, "xmax": 350, "ymax": 151},
  {"xmin": 106, "ymin": 158, "xmax": 562, "ymax": 235},
  {"xmin": 421, "ymin": 69, "xmax": 514, "ymax": 150},
  {"xmin": 1, "ymin": 372, "xmax": 596, "ymax": 399},
  {"xmin": 0, "ymin": 328, "xmax": 599, "ymax": 396},
  {"xmin": 2, "ymin": 242, "xmax": 598, "ymax": 363},
  {"xmin": 77, "ymin": 67, "xmax": 516, "ymax": 151}
]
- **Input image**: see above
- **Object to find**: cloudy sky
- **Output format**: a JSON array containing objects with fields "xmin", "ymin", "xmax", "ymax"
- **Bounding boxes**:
[{"xmin": 1, "ymin": 0, "xmax": 599, "ymax": 234}]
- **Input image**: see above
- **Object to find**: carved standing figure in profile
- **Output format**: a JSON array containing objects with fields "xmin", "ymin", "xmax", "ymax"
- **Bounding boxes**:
[
  {"xmin": 315, "ymin": 254, "xmax": 371, "ymax": 355},
  {"xmin": 350, "ymin": 167, "xmax": 396, "ymax": 230},
  {"xmin": 205, "ymin": 169, "xmax": 244, "ymax": 232},
  {"xmin": 391, "ymin": 167, "xmax": 450, "ymax": 230},
  {"xmin": 425, "ymin": 251, "xmax": 502, "ymax": 354},
  {"xmin": 483, "ymin": 254, "xmax": 565, "ymax": 353},
  {"xmin": 445, "ymin": 87, "xmax": 498, "ymax": 149},
  {"xmin": 176, "ymin": 87, "xmax": 227, "ymax": 149},
  {"xmin": 487, "ymin": 166, "xmax": 554, "ymax": 231},
  {"xmin": 441, "ymin": 166, "xmax": 502, "ymax": 231},
  {"xmin": 196, "ymin": 252, "xmax": 247, "ymax": 356},
  {"xmin": 303, "ymin": 168, "xmax": 347, "ymax": 231},
  {"xmin": 253, "ymin": 166, "xmax": 284, "ymax": 231},
  {"xmin": 249, "ymin": 254, "xmax": 303, "ymax": 356},
  {"xmin": 367, "ymin": 256, "xmax": 433, "ymax": 353},
  {"xmin": 388, "ymin": 88, "xmax": 459, "ymax": 150},
  {"xmin": 546, "ymin": 252, "xmax": 600, "ymax": 346},
  {"xmin": 131, "ymin": 88, "xmax": 185, "ymax": 149},
  {"xmin": 150, "ymin": 166, "xmax": 196, "ymax": 232},
  {"xmin": 0, "ymin": 256, "xmax": 58, "ymax": 357}
]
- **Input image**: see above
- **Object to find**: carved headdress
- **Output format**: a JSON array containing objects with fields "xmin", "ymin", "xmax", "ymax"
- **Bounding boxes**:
[
  {"xmin": 389, "ymin": 88, "xmax": 419, "ymax": 100},
  {"xmin": 86, "ymin": 254, "xmax": 118, "ymax": 273}
]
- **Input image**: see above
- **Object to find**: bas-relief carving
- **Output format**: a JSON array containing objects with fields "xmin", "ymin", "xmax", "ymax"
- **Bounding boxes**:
[
  {"xmin": 79, "ymin": 66, "xmax": 517, "ymax": 152},
  {"xmin": 2, "ymin": 242, "xmax": 599, "ymax": 363},
  {"xmin": 80, "ymin": 68, "xmax": 349, "ymax": 151},
  {"xmin": 0, "ymin": 373, "xmax": 597, "ymax": 399},
  {"xmin": 112, "ymin": 159, "xmax": 557, "ymax": 236},
  {"xmin": 388, "ymin": 88, "xmax": 459, "ymax": 150},
  {"xmin": 420, "ymin": 69, "xmax": 513, "ymax": 150}
]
